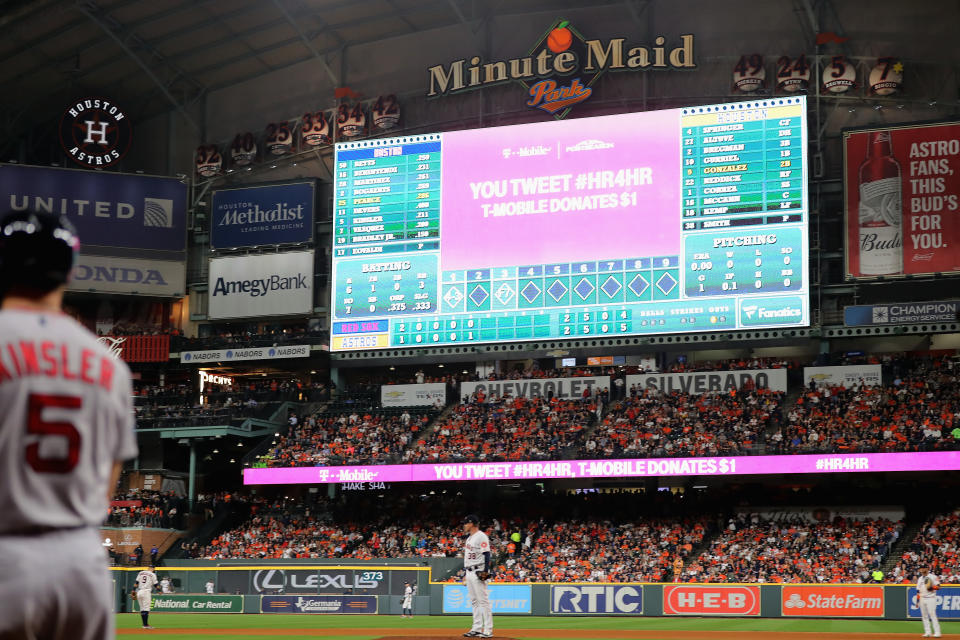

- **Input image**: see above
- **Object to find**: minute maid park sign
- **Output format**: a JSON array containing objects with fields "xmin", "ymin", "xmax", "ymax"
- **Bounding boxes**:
[{"xmin": 427, "ymin": 18, "xmax": 695, "ymax": 118}]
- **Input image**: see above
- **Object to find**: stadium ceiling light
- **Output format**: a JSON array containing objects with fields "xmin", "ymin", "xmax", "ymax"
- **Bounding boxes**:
[
  {"xmin": 229, "ymin": 458, "xmax": 235, "ymax": 463},
  {"xmin": 274, "ymin": 432, "xmax": 280, "ymax": 437},
  {"xmin": 212, "ymin": 448, "xmax": 219, "ymax": 453}
]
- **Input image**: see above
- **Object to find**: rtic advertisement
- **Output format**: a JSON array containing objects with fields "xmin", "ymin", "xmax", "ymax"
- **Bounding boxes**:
[
  {"xmin": 845, "ymin": 122, "xmax": 960, "ymax": 278},
  {"xmin": 551, "ymin": 585, "xmax": 643, "ymax": 615},
  {"xmin": 132, "ymin": 595, "xmax": 242, "ymax": 613},
  {"xmin": 781, "ymin": 585, "xmax": 884, "ymax": 617},
  {"xmin": 626, "ymin": 369, "xmax": 788, "ymax": 395},
  {"xmin": 260, "ymin": 595, "xmax": 376, "ymax": 614},
  {"xmin": 663, "ymin": 585, "xmax": 760, "ymax": 616},
  {"xmin": 908, "ymin": 587, "xmax": 960, "ymax": 619}
]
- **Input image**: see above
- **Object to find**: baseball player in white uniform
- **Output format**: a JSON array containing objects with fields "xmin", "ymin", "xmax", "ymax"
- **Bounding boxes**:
[
  {"xmin": 917, "ymin": 565, "xmax": 941, "ymax": 638},
  {"xmin": 462, "ymin": 514, "xmax": 493, "ymax": 638},
  {"xmin": 0, "ymin": 209, "xmax": 138, "ymax": 640},
  {"xmin": 206, "ymin": 580, "xmax": 215, "ymax": 594},
  {"xmin": 160, "ymin": 577, "xmax": 171, "ymax": 594},
  {"xmin": 401, "ymin": 581, "xmax": 414, "ymax": 618},
  {"xmin": 134, "ymin": 567, "xmax": 159, "ymax": 629}
]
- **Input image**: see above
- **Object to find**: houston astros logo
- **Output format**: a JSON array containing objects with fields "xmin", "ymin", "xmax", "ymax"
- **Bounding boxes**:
[{"xmin": 59, "ymin": 97, "xmax": 132, "ymax": 168}]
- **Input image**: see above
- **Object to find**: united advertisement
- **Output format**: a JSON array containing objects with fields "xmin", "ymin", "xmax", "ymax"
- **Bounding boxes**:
[
  {"xmin": 844, "ymin": 121, "xmax": 960, "ymax": 279},
  {"xmin": 211, "ymin": 181, "xmax": 315, "ymax": 249},
  {"xmin": 0, "ymin": 164, "xmax": 187, "ymax": 296}
]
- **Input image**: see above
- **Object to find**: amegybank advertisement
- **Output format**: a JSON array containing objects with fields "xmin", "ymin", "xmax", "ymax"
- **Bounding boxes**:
[
  {"xmin": 626, "ymin": 369, "xmax": 787, "ymax": 395},
  {"xmin": 208, "ymin": 251, "xmax": 314, "ymax": 320}
]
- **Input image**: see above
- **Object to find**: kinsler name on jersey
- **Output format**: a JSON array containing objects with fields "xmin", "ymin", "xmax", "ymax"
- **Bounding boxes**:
[{"xmin": 0, "ymin": 340, "xmax": 117, "ymax": 391}]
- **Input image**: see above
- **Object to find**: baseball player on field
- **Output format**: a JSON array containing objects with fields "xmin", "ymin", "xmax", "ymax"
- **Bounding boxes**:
[
  {"xmin": 462, "ymin": 514, "xmax": 493, "ymax": 638},
  {"xmin": 133, "ymin": 566, "xmax": 159, "ymax": 629},
  {"xmin": 160, "ymin": 576, "xmax": 172, "ymax": 594},
  {"xmin": 206, "ymin": 579, "xmax": 215, "ymax": 594},
  {"xmin": 401, "ymin": 580, "xmax": 414, "ymax": 618},
  {"xmin": 0, "ymin": 210, "xmax": 137, "ymax": 640},
  {"xmin": 917, "ymin": 564, "xmax": 941, "ymax": 638}
]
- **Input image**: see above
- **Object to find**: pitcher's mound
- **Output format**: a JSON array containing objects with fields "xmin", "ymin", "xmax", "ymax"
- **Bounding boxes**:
[{"xmin": 374, "ymin": 637, "xmax": 520, "ymax": 640}]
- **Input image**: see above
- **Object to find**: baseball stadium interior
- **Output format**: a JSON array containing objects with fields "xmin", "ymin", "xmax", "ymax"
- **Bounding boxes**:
[{"xmin": 3, "ymin": 0, "xmax": 960, "ymax": 636}]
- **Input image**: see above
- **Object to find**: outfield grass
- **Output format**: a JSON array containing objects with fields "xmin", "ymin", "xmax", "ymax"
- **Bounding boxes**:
[{"xmin": 114, "ymin": 613, "xmax": 960, "ymax": 639}]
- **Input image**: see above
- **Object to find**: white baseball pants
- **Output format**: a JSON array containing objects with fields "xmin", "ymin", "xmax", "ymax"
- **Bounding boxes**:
[{"xmin": 465, "ymin": 570, "xmax": 492, "ymax": 635}]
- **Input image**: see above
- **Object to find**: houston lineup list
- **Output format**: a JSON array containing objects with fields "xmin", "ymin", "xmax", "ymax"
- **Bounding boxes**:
[{"xmin": 331, "ymin": 97, "xmax": 809, "ymax": 351}]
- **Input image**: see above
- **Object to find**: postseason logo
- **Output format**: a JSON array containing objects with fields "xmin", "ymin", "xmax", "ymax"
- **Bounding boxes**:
[{"xmin": 59, "ymin": 97, "xmax": 132, "ymax": 168}]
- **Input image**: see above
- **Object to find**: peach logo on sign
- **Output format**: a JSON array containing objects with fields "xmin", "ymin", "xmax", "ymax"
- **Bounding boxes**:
[{"xmin": 781, "ymin": 586, "xmax": 884, "ymax": 617}]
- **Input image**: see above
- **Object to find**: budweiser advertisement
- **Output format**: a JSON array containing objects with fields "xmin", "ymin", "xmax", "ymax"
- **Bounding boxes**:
[
  {"xmin": 845, "ymin": 121, "xmax": 960, "ymax": 278},
  {"xmin": 663, "ymin": 585, "xmax": 760, "ymax": 616},
  {"xmin": 781, "ymin": 585, "xmax": 884, "ymax": 617}
]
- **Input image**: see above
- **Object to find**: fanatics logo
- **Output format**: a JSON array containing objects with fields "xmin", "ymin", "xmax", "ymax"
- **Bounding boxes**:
[{"xmin": 59, "ymin": 97, "xmax": 132, "ymax": 168}]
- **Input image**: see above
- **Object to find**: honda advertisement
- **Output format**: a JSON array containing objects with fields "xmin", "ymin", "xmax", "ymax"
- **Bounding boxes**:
[
  {"xmin": 0, "ymin": 164, "xmax": 188, "ymax": 296},
  {"xmin": 663, "ymin": 585, "xmax": 760, "ymax": 616},
  {"xmin": 260, "ymin": 595, "xmax": 376, "ymax": 614},
  {"xmin": 211, "ymin": 181, "xmax": 315, "ymax": 249},
  {"xmin": 844, "ymin": 121, "xmax": 960, "ymax": 279},
  {"xmin": 442, "ymin": 585, "xmax": 531, "ymax": 614},
  {"xmin": 908, "ymin": 586, "xmax": 960, "ymax": 619},
  {"xmin": 551, "ymin": 585, "xmax": 642, "ymax": 615},
  {"xmin": 781, "ymin": 585, "xmax": 884, "ymax": 617},
  {"xmin": 207, "ymin": 251, "xmax": 314, "ymax": 320}
]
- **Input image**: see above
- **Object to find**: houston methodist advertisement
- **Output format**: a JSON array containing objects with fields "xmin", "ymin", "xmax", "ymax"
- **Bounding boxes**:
[{"xmin": 845, "ymin": 121, "xmax": 960, "ymax": 278}]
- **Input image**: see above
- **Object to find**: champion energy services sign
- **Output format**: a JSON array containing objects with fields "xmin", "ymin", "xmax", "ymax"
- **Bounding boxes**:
[{"xmin": 427, "ymin": 19, "xmax": 695, "ymax": 118}]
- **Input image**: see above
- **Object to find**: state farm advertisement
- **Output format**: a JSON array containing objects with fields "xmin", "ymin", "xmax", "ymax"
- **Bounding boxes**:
[
  {"xmin": 845, "ymin": 122, "xmax": 960, "ymax": 278},
  {"xmin": 663, "ymin": 585, "xmax": 760, "ymax": 616},
  {"xmin": 781, "ymin": 585, "xmax": 884, "ymax": 617}
]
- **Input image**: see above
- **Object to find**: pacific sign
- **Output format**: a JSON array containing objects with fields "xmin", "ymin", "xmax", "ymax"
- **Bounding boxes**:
[{"xmin": 427, "ymin": 19, "xmax": 695, "ymax": 118}]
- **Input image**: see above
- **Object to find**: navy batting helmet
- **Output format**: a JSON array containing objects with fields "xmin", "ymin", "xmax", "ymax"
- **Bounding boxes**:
[{"xmin": 0, "ymin": 210, "xmax": 79, "ymax": 295}]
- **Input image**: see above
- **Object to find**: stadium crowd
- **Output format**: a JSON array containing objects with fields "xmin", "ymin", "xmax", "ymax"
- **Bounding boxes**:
[
  {"xmin": 891, "ymin": 510, "xmax": 960, "ymax": 583},
  {"xmin": 258, "ymin": 408, "xmax": 437, "ymax": 467},
  {"xmin": 402, "ymin": 395, "xmax": 598, "ymax": 463},
  {"xmin": 766, "ymin": 356, "xmax": 960, "ymax": 454},
  {"xmin": 107, "ymin": 489, "xmax": 188, "ymax": 529},
  {"xmin": 579, "ymin": 387, "xmax": 783, "ymax": 459},
  {"xmin": 684, "ymin": 514, "xmax": 903, "ymax": 583}
]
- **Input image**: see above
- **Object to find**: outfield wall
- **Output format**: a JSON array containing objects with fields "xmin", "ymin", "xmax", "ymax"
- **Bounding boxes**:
[{"xmin": 112, "ymin": 566, "xmax": 958, "ymax": 620}]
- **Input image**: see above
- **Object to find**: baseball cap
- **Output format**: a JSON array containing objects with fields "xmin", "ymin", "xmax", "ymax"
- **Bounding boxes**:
[{"xmin": 462, "ymin": 514, "xmax": 480, "ymax": 525}]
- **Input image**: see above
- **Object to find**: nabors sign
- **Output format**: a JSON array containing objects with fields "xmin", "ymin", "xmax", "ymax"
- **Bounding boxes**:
[{"xmin": 427, "ymin": 19, "xmax": 695, "ymax": 118}]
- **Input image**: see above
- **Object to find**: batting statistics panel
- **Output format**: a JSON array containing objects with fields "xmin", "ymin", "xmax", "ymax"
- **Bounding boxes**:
[{"xmin": 330, "ymin": 97, "xmax": 809, "ymax": 351}]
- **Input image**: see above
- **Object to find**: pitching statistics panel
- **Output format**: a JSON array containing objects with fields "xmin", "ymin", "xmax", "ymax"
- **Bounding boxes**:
[{"xmin": 331, "ymin": 97, "xmax": 809, "ymax": 351}]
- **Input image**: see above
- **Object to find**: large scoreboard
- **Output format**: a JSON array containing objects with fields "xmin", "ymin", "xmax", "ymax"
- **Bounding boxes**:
[{"xmin": 331, "ymin": 97, "xmax": 809, "ymax": 351}]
